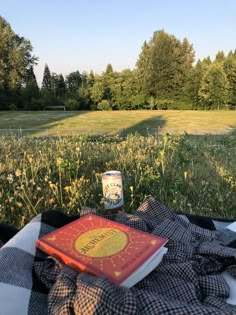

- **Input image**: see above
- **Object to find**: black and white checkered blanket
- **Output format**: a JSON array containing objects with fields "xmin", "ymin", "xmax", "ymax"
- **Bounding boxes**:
[{"xmin": 1, "ymin": 197, "xmax": 236, "ymax": 314}]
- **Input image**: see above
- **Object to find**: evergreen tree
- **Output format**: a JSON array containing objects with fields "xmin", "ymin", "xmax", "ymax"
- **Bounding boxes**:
[
  {"xmin": 88, "ymin": 70, "xmax": 95, "ymax": 86},
  {"xmin": 102, "ymin": 64, "xmax": 114, "ymax": 101},
  {"xmin": 41, "ymin": 64, "xmax": 52, "ymax": 92},
  {"xmin": 215, "ymin": 51, "xmax": 225, "ymax": 63},
  {"xmin": 224, "ymin": 53, "xmax": 236, "ymax": 107},
  {"xmin": 135, "ymin": 41, "xmax": 152, "ymax": 99},
  {"xmin": 199, "ymin": 63, "xmax": 229, "ymax": 109},
  {"xmin": 51, "ymin": 74, "xmax": 66, "ymax": 97},
  {"xmin": 202, "ymin": 56, "xmax": 212, "ymax": 66},
  {"xmin": 175, "ymin": 37, "xmax": 195, "ymax": 98},
  {"xmin": 105, "ymin": 64, "xmax": 113, "ymax": 74},
  {"xmin": 22, "ymin": 66, "xmax": 39, "ymax": 109},
  {"xmin": 25, "ymin": 66, "xmax": 38, "ymax": 90},
  {"xmin": 136, "ymin": 30, "xmax": 195, "ymax": 100},
  {"xmin": 186, "ymin": 60, "xmax": 205, "ymax": 108}
]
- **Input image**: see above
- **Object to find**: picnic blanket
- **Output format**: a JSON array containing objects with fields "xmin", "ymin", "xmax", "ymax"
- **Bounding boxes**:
[{"xmin": 1, "ymin": 197, "xmax": 236, "ymax": 314}]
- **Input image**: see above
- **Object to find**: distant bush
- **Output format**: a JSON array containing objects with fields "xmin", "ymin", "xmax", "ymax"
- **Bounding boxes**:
[
  {"xmin": 9, "ymin": 104, "xmax": 18, "ymax": 111},
  {"xmin": 30, "ymin": 98, "xmax": 44, "ymax": 110},
  {"xmin": 157, "ymin": 99, "xmax": 193, "ymax": 110},
  {"xmin": 171, "ymin": 100, "xmax": 193, "ymax": 110},
  {"xmin": 64, "ymin": 98, "xmax": 80, "ymax": 110},
  {"xmin": 157, "ymin": 99, "xmax": 173, "ymax": 110},
  {"xmin": 97, "ymin": 100, "xmax": 112, "ymax": 110}
]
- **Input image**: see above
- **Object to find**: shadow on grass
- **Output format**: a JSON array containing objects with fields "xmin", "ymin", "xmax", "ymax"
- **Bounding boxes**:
[{"xmin": 119, "ymin": 114, "xmax": 166, "ymax": 137}]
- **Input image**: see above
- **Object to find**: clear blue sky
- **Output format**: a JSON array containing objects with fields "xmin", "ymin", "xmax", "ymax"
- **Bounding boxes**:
[{"xmin": 1, "ymin": 0, "xmax": 236, "ymax": 85}]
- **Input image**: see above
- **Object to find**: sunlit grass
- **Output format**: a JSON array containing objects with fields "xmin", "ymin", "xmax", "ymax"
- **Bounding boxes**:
[
  {"xmin": 0, "ymin": 132, "xmax": 235, "ymax": 229},
  {"xmin": 0, "ymin": 110, "xmax": 236, "ymax": 137}
]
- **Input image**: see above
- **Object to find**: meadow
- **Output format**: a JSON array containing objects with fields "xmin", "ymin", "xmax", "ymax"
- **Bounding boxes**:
[
  {"xmin": 0, "ymin": 110, "xmax": 236, "ymax": 228},
  {"xmin": 1, "ymin": 110, "xmax": 236, "ymax": 136}
]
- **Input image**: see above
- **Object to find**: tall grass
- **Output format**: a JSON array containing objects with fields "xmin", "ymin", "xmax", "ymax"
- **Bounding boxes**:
[{"xmin": 0, "ymin": 133, "xmax": 235, "ymax": 228}]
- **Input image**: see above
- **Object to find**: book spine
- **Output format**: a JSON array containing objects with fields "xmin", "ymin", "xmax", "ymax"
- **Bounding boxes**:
[{"xmin": 36, "ymin": 240, "xmax": 96, "ymax": 276}]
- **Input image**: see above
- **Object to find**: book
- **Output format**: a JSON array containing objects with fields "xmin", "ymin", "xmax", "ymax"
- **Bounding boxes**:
[{"xmin": 36, "ymin": 214, "xmax": 168, "ymax": 288}]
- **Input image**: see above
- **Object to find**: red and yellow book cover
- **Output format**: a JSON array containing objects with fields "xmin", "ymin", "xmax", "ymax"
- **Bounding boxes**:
[{"xmin": 36, "ymin": 214, "xmax": 167, "ymax": 286}]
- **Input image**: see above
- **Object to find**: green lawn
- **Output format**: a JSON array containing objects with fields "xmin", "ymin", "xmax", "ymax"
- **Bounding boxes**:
[{"xmin": 0, "ymin": 110, "xmax": 236, "ymax": 136}]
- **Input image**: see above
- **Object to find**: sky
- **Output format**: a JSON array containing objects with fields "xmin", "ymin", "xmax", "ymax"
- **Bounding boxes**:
[{"xmin": 1, "ymin": 0, "xmax": 236, "ymax": 85}]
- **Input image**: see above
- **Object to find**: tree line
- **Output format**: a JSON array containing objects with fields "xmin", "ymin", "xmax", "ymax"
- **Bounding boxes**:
[{"xmin": 1, "ymin": 16, "xmax": 236, "ymax": 111}]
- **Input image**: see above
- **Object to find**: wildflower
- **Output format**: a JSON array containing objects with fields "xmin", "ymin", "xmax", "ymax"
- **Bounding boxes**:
[
  {"xmin": 36, "ymin": 186, "xmax": 41, "ymax": 191},
  {"xmin": 184, "ymin": 171, "xmax": 188, "ymax": 180},
  {"xmin": 130, "ymin": 186, "xmax": 134, "ymax": 193},
  {"xmin": 15, "ymin": 169, "xmax": 22, "ymax": 177},
  {"xmin": 56, "ymin": 157, "xmax": 63, "ymax": 166},
  {"xmin": 7, "ymin": 174, "xmax": 14, "ymax": 184},
  {"xmin": 29, "ymin": 179, "xmax": 35, "ymax": 185},
  {"xmin": 64, "ymin": 186, "xmax": 71, "ymax": 192},
  {"xmin": 49, "ymin": 198, "xmax": 55, "ymax": 204},
  {"xmin": 8, "ymin": 197, "xmax": 14, "ymax": 203},
  {"xmin": 49, "ymin": 182, "xmax": 56, "ymax": 189}
]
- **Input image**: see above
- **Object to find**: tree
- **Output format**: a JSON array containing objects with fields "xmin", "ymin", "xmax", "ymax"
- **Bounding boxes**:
[
  {"xmin": 135, "ymin": 30, "xmax": 195, "ymax": 100},
  {"xmin": 147, "ymin": 96, "xmax": 158, "ymax": 110},
  {"xmin": 109, "ymin": 69, "xmax": 137, "ymax": 109},
  {"xmin": 223, "ymin": 53, "xmax": 236, "ymax": 107},
  {"xmin": 105, "ymin": 64, "xmax": 113, "ymax": 74},
  {"xmin": 64, "ymin": 71, "xmax": 83, "ymax": 109},
  {"xmin": 215, "ymin": 51, "xmax": 225, "ymax": 63},
  {"xmin": 52, "ymin": 74, "xmax": 66, "ymax": 97},
  {"xmin": 135, "ymin": 41, "xmax": 152, "ymax": 99},
  {"xmin": 66, "ymin": 71, "xmax": 82, "ymax": 97},
  {"xmin": 77, "ymin": 71, "xmax": 94, "ymax": 110},
  {"xmin": 41, "ymin": 64, "xmax": 52, "ymax": 92},
  {"xmin": 186, "ymin": 60, "xmax": 206, "ymax": 109},
  {"xmin": 21, "ymin": 66, "xmax": 39, "ymax": 109},
  {"xmin": 90, "ymin": 76, "xmax": 105, "ymax": 106},
  {"xmin": 41, "ymin": 66, "xmax": 66, "ymax": 108},
  {"xmin": 199, "ymin": 63, "xmax": 229, "ymax": 109},
  {"xmin": 174, "ymin": 37, "xmax": 195, "ymax": 98},
  {"xmin": 0, "ymin": 16, "xmax": 38, "ymax": 109}
]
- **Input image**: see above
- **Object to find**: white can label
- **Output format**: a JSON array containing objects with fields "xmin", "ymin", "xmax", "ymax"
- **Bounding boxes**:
[{"xmin": 102, "ymin": 171, "xmax": 124, "ymax": 210}]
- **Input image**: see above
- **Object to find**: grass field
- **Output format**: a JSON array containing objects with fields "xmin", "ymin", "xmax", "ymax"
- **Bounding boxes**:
[
  {"xmin": 0, "ymin": 110, "xmax": 236, "ymax": 136},
  {"xmin": 0, "ymin": 110, "xmax": 236, "ymax": 228}
]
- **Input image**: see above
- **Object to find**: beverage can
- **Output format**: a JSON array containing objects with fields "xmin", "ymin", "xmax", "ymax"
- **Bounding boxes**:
[{"xmin": 102, "ymin": 171, "xmax": 124, "ymax": 212}]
